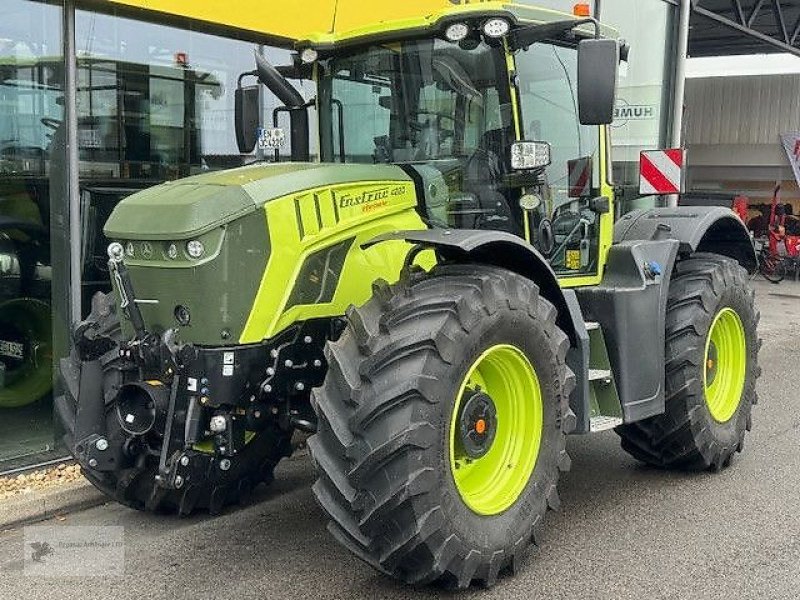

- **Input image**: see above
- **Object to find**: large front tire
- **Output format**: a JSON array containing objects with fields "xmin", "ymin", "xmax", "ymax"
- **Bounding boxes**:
[
  {"xmin": 617, "ymin": 253, "xmax": 760, "ymax": 470},
  {"xmin": 309, "ymin": 265, "xmax": 575, "ymax": 588}
]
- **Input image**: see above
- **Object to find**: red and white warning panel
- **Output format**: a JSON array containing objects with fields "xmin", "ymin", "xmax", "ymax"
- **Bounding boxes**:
[
  {"xmin": 639, "ymin": 148, "xmax": 686, "ymax": 195},
  {"xmin": 568, "ymin": 156, "xmax": 592, "ymax": 198}
]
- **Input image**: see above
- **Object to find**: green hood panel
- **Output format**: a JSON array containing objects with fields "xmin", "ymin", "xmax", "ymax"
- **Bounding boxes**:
[{"xmin": 104, "ymin": 162, "xmax": 410, "ymax": 241}]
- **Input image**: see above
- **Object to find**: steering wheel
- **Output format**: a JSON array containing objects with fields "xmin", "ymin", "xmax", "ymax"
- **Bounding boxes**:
[{"xmin": 537, "ymin": 218, "xmax": 555, "ymax": 257}]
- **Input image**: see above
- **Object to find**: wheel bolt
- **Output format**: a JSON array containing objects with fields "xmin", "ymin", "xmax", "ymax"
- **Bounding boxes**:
[
  {"xmin": 175, "ymin": 475, "xmax": 184, "ymax": 489},
  {"xmin": 95, "ymin": 438, "xmax": 109, "ymax": 451},
  {"xmin": 88, "ymin": 458, "xmax": 98, "ymax": 468},
  {"xmin": 219, "ymin": 459, "xmax": 231, "ymax": 471},
  {"xmin": 180, "ymin": 456, "xmax": 190, "ymax": 467}
]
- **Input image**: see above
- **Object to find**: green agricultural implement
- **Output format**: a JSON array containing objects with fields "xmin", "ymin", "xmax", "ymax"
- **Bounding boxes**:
[{"xmin": 57, "ymin": 3, "xmax": 760, "ymax": 589}]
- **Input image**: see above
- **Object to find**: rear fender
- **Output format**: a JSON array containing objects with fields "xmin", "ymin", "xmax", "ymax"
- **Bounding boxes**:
[{"xmin": 615, "ymin": 206, "xmax": 756, "ymax": 273}]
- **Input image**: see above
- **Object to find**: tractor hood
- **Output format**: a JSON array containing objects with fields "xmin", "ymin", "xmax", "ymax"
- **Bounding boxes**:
[{"xmin": 104, "ymin": 162, "xmax": 408, "ymax": 241}]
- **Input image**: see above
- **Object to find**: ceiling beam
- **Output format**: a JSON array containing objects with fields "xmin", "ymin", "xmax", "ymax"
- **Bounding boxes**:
[
  {"xmin": 691, "ymin": 1, "xmax": 800, "ymax": 58},
  {"xmin": 747, "ymin": 0, "xmax": 767, "ymax": 27},
  {"xmin": 771, "ymin": 0, "xmax": 790, "ymax": 44}
]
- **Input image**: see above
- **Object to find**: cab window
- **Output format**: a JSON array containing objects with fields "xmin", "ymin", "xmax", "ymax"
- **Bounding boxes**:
[{"xmin": 515, "ymin": 42, "xmax": 601, "ymax": 276}]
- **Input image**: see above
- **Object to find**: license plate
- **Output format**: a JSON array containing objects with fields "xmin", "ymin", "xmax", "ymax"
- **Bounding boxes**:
[{"xmin": 0, "ymin": 340, "xmax": 24, "ymax": 360}]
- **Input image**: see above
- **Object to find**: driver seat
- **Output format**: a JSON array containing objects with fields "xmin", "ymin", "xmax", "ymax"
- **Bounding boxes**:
[{"xmin": 463, "ymin": 128, "xmax": 519, "ymax": 234}]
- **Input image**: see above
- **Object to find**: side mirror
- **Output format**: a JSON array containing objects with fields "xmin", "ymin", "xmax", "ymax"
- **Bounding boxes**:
[
  {"xmin": 577, "ymin": 38, "xmax": 619, "ymax": 126},
  {"xmin": 510, "ymin": 141, "xmax": 551, "ymax": 171},
  {"xmin": 235, "ymin": 85, "xmax": 260, "ymax": 154}
]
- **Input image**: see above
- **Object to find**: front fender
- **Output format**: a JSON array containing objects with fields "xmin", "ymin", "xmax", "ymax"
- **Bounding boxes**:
[
  {"xmin": 365, "ymin": 228, "xmax": 591, "ymax": 432},
  {"xmin": 615, "ymin": 206, "xmax": 757, "ymax": 273},
  {"xmin": 365, "ymin": 228, "xmax": 572, "ymax": 336}
]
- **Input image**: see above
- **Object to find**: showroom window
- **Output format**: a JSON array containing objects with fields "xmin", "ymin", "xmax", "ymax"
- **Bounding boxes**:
[
  {"xmin": 0, "ymin": 0, "xmax": 65, "ymax": 469},
  {"xmin": 601, "ymin": 0, "xmax": 678, "ymax": 211},
  {"xmin": 0, "ymin": 1, "xmax": 312, "ymax": 471},
  {"xmin": 74, "ymin": 8, "xmax": 314, "ymax": 314}
]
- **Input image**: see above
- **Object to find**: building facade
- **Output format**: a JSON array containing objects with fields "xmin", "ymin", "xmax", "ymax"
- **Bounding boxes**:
[{"xmin": 0, "ymin": 0, "xmax": 677, "ymax": 471}]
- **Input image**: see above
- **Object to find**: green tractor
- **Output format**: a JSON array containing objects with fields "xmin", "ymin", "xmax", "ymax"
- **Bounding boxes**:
[{"xmin": 57, "ymin": 3, "xmax": 760, "ymax": 589}]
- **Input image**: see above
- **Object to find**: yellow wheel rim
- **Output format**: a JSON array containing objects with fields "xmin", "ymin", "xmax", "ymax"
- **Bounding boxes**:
[
  {"xmin": 449, "ymin": 344, "xmax": 543, "ymax": 516},
  {"xmin": 704, "ymin": 308, "xmax": 747, "ymax": 423}
]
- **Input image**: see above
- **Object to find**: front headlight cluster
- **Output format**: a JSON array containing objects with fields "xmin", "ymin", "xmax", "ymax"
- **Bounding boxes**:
[
  {"xmin": 121, "ymin": 239, "xmax": 205, "ymax": 261},
  {"xmin": 443, "ymin": 17, "xmax": 511, "ymax": 43}
]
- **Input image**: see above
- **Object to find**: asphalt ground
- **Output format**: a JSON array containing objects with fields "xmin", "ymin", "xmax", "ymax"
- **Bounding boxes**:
[{"xmin": 1, "ymin": 279, "xmax": 798, "ymax": 600}]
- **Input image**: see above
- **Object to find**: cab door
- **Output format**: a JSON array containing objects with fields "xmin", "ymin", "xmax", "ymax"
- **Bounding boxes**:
[{"xmin": 509, "ymin": 41, "xmax": 614, "ymax": 286}]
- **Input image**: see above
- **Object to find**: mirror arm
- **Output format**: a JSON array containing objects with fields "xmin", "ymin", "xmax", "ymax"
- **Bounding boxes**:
[
  {"xmin": 254, "ymin": 50, "xmax": 306, "ymax": 109},
  {"xmin": 237, "ymin": 70, "xmax": 257, "ymax": 88}
]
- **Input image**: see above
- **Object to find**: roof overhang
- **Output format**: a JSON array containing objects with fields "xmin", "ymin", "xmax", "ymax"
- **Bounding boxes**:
[{"xmin": 689, "ymin": 0, "xmax": 800, "ymax": 57}]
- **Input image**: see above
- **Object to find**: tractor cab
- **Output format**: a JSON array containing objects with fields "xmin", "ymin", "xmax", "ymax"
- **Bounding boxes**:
[{"xmin": 237, "ymin": 6, "xmax": 621, "ymax": 283}]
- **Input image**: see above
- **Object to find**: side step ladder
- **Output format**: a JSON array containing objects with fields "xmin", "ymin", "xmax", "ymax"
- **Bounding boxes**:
[{"xmin": 585, "ymin": 322, "xmax": 623, "ymax": 433}]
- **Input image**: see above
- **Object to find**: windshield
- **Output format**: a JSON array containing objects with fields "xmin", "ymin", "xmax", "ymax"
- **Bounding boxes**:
[
  {"xmin": 314, "ymin": 35, "xmax": 602, "ymax": 276},
  {"xmin": 318, "ymin": 38, "xmax": 512, "ymax": 165}
]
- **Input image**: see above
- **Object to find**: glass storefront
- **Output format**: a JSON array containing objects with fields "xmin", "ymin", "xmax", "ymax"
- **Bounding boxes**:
[
  {"xmin": 603, "ymin": 0, "xmax": 678, "ymax": 212},
  {"xmin": 0, "ymin": 0, "xmax": 678, "ymax": 471},
  {"xmin": 0, "ymin": 1, "xmax": 311, "ymax": 471},
  {"xmin": 0, "ymin": 0, "xmax": 64, "ymax": 468},
  {"xmin": 73, "ymin": 7, "xmax": 313, "ymax": 315}
]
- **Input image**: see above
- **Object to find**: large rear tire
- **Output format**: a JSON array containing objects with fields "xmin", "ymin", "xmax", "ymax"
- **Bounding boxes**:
[
  {"xmin": 617, "ymin": 253, "xmax": 760, "ymax": 471},
  {"xmin": 309, "ymin": 265, "xmax": 575, "ymax": 588},
  {"xmin": 56, "ymin": 293, "xmax": 293, "ymax": 515}
]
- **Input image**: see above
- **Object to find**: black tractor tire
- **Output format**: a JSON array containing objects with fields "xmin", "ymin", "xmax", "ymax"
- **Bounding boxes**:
[
  {"xmin": 309, "ymin": 265, "xmax": 576, "ymax": 589},
  {"xmin": 617, "ymin": 253, "xmax": 760, "ymax": 471},
  {"xmin": 56, "ymin": 293, "xmax": 293, "ymax": 516}
]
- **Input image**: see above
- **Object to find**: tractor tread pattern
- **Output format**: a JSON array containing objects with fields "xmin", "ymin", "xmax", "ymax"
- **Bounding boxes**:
[
  {"xmin": 310, "ymin": 265, "xmax": 575, "ymax": 588},
  {"xmin": 617, "ymin": 253, "xmax": 760, "ymax": 471}
]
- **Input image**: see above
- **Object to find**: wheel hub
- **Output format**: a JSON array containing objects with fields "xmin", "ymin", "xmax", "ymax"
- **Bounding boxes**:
[
  {"xmin": 705, "ymin": 341, "xmax": 718, "ymax": 386},
  {"xmin": 457, "ymin": 389, "xmax": 498, "ymax": 459},
  {"xmin": 449, "ymin": 344, "xmax": 543, "ymax": 516}
]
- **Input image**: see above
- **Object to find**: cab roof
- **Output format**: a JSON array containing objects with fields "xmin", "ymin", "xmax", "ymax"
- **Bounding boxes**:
[{"xmin": 299, "ymin": 2, "xmax": 615, "ymax": 49}]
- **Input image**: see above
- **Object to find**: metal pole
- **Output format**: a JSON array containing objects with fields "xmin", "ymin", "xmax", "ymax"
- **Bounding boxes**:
[
  {"xmin": 64, "ymin": 0, "xmax": 82, "ymax": 323},
  {"xmin": 669, "ymin": 0, "xmax": 691, "ymax": 208}
]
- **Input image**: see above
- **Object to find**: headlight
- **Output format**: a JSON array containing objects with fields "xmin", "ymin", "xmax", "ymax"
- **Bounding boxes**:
[
  {"xmin": 186, "ymin": 240, "xmax": 205, "ymax": 259},
  {"xmin": 444, "ymin": 22, "xmax": 470, "ymax": 42},
  {"xmin": 300, "ymin": 48, "xmax": 318, "ymax": 64},
  {"xmin": 482, "ymin": 18, "xmax": 510, "ymax": 39}
]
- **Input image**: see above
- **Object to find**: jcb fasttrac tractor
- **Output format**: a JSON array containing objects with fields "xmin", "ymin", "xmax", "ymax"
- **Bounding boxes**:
[{"xmin": 57, "ymin": 3, "xmax": 760, "ymax": 589}]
